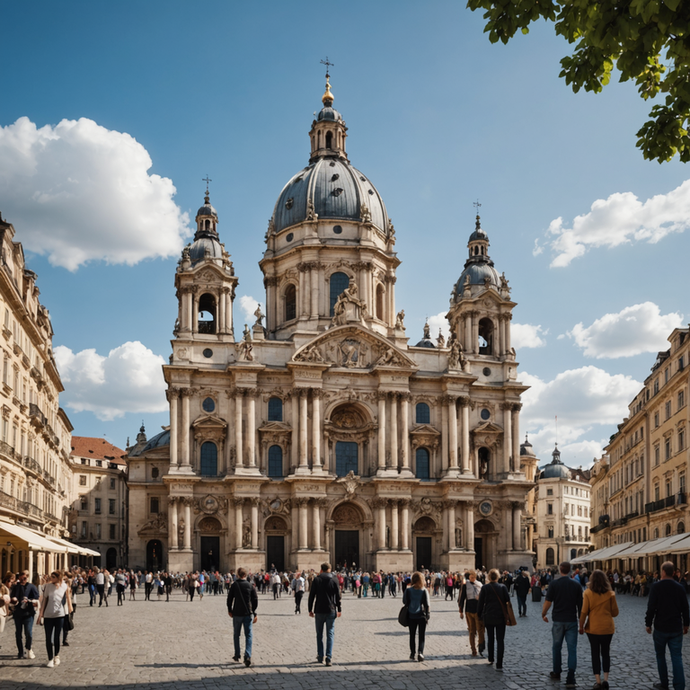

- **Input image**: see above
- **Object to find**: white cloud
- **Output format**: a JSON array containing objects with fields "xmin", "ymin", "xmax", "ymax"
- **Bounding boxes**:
[
  {"xmin": 520, "ymin": 366, "xmax": 641, "ymax": 464},
  {"xmin": 427, "ymin": 312, "xmax": 450, "ymax": 341},
  {"xmin": 568, "ymin": 302, "xmax": 683, "ymax": 359},
  {"xmin": 512, "ymin": 323, "xmax": 547, "ymax": 349},
  {"xmin": 237, "ymin": 295, "xmax": 263, "ymax": 326},
  {"xmin": 544, "ymin": 179, "xmax": 690, "ymax": 267},
  {"xmin": 0, "ymin": 117, "xmax": 191, "ymax": 270},
  {"xmin": 55, "ymin": 341, "xmax": 167, "ymax": 421}
]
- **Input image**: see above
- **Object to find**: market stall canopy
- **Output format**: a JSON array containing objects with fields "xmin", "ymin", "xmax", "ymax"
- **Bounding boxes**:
[
  {"xmin": 0, "ymin": 519, "xmax": 67, "ymax": 553},
  {"xmin": 44, "ymin": 534, "xmax": 99, "ymax": 557},
  {"xmin": 570, "ymin": 542, "xmax": 635, "ymax": 564}
]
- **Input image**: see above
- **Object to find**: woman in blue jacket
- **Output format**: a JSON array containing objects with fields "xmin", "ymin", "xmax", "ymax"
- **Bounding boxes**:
[{"xmin": 403, "ymin": 571, "xmax": 430, "ymax": 662}]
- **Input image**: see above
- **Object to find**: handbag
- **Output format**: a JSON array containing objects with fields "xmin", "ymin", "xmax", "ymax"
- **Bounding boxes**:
[
  {"xmin": 64, "ymin": 612, "xmax": 75, "ymax": 631},
  {"xmin": 490, "ymin": 583, "xmax": 517, "ymax": 626},
  {"xmin": 398, "ymin": 605, "xmax": 409, "ymax": 627}
]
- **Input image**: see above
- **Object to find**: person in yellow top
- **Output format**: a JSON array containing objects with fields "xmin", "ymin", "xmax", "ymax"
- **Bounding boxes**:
[{"xmin": 579, "ymin": 570, "xmax": 619, "ymax": 690}]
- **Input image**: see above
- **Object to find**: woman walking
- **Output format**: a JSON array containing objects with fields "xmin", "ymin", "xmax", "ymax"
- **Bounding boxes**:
[
  {"xmin": 579, "ymin": 569, "xmax": 619, "ymax": 689},
  {"xmin": 403, "ymin": 571, "xmax": 430, "ymax": 662},
  {"xmin": 37, "ymin": 570, "xmax": 73, "ymax": 668},
  {"xmin": 477, "ymin": 568, "xmax": 510, "ymax": 671}
]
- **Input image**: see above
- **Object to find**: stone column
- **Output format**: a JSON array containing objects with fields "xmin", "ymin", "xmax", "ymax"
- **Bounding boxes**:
[
  {"xmin": 251, "ymin": 498, "xmax": 259, "ymax": 549},
  {"xmin": 460, "ymin": 397, "xmax": 471, "ymax": 474},
  {"xmin": 310, "ymin": 264, "xmax": 319, "ymax": 317},
  {"xmin": 390, "ymin": 394, "xmax": 398, "ymax": 470},
  {"xmin": 247, "ymin": 389, "xmax": 256, "ymax": 468},
  {"xmin": 441, "ymin": 404, "xmax": 449, "ymax": 471},
  {"xmin": 169, "ymin": 388, "xmax": 179, "ymax": 469},
  {"xmin": 400, "ymin": 499, "xmax": 410, "ymax": 550},
  {"xmin": 192, "ymin": 293, "xmax": 199, "ymax": 334},
  {"xmin": 446, "ymin": 500, "xmax": 456, "ymax": 550},
  {"xmin": 235, "ymin": 390, "xmax": 244, "ymax": 468},
  {"xmin": 447, "ymin": 396, "xmax": 459, "ymax": 476},
  {"xmin": 218, "ymin": 290, "xmax": 226, "ymax": 334},
  {"xmin": 180, "ymin": 389, "xmax": 191, "ymax": 469},
  {"xmin": 503, "ymin": 403, "xmax": 512, "ymax": 475},
  {"xmin": 291, "ymin": 394, "xmax": 299, "ymax": 470},
  {"xmin": 313, "ymin": 499, "xmax": 322, "ymax": 550},
  {"xmin": 298, "ymin": 390, "xmax": 309, "ymax": 471},
  {"xmin": 169, "ymin": 498, "xmax": 178, "ymax": 550},
  {"xmin": 299, "ymin": 268, "xmax": 306, "ymax": 317},
  {"xmin": 298, "ymin": 498, "xmax": 309, "ymax": 550},
  {"xmin": 505, "ymin": 313, "xmax": 512, "ymax": 353},
  {"xmin": 464, "ymin": 312, "xmax": 472, "ymax": 352},
  {"xmin": 377, "ymin": 393, "xmax": 386, "ymax": 472},
  {"xmin": 512, "ymin": 502, "xmax": 522, "ymax": 551},
  {"xmin": 184, "ymin": 500, "xmax": 192, "ymax": 550},
  {"xmin": 234, "ymin": 498, "xmax": 243, "ymax": 549},
  {"xmin": 400, "ymin": 394, "xmax": 410, "ymax": 472},
  {"xmin": 511, "ymin": 404, "xmax": 521, "ymax": 472},
  {"xmin": 390, "ymin": 499, "xmax": 399, "ymax": 550},
  {"xmin": 466, "ymin": 504, "xmax": 475, "ymax": 550},
  {"xmin": 225, "ymin": 393, "xmax": 234, "ymax": 472},
  {"xmin": 186, "ymin": 291, "xmax": 194, "ymax": 332},
  {"xmin": 312, "ymin": 391, "xmax": 322, "ymax": 470},
  {"xmin": 377, "ymin": 499, "xmax": 387, "ymax": 550}
]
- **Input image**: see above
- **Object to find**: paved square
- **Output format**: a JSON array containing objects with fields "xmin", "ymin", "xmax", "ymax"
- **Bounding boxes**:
[{"xmin": 0, "ymin": 586, "xmax": 682, "ymax": 689}]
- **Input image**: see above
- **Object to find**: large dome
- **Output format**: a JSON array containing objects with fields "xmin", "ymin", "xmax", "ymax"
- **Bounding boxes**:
[{"xmin": 271, "ymin": 157, "xmax": 388, "ymax": 235}]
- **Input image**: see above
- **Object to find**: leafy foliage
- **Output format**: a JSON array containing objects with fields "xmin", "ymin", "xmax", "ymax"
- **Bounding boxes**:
[{"xmin": 466, "ymin": 0, "xmax": 690, "ymax": 162}]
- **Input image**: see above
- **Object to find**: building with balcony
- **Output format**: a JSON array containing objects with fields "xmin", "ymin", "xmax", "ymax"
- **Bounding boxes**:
[
  {"xmin": 0, "ymin": 212, "xmax": 76, "ymax": 578},
  {"xmin": 69, "ymin": 436, "xmax": 128, "ymax": 569},
  {"xmin": 534, "ymin": 445, "xmax": 592, "ymax": 568},
  {"xmin": 587, "ymin": 326, "xmax": 690, "ymax": 573}
]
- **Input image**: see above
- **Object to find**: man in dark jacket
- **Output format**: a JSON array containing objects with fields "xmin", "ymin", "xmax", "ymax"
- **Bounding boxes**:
[
  {"xmin": 227, "ymin": 567, "xmax": 258, "ymax": 667},
  {"xmin": 542, "ymin": 562, "xmax": 582, "ymax": 688},
  {"xmin": 308, "ymin": 562, "xmax": 342, "ymax": 666},
  {"xmin": 9, "ymin": 570, "xmax": 40, "ymax": 659},
  {"xmin": 514, "ymin": 569, "xmax": 531, "ymax": 617},
  {"xmin": 646, "ymin": 560, "xmax": 690, "ymax": 690},
  {"xmin": 459, "ymin": 570, "xmax": 485, "ymax": 656}
]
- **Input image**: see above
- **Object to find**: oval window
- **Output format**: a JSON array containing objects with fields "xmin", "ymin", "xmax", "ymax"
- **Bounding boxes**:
[
  {"xmin": 202, "ymin": 397, "xmax": 215, "ymax": 413},
  {"xmin": 333, "ymin": 225, "xmax": 342, "ymax": 234},
  {"xmin": 480, "ymin": 408, "xmax": 491, "ymax": 420},
  {"xmin": 203, "ymin": 348, "xmax": 213, "ymax": 359},
  {"xmin": 286, "ymin": 233, "xmax": 294, "ymax": 242}
]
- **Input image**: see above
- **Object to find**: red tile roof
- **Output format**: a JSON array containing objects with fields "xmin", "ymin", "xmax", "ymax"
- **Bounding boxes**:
[{"xmin": 70, "ymin": 436, "xmax": 127, "ymax": 464}]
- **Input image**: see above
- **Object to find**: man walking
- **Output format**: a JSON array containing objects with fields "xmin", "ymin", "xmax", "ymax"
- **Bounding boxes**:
[
  {"xmin": 9, "ymin": 570, "xmax": 39, "ymax": 659},
  {"xmin": 292, "ymin": 570, "xmax": 306, "ymax": 614},
  {"xmin": 646, "ymin": 560, "xmax": 690, "ymax": 690},
  {"xmin": 308, "ymin": 562, "xmax": 342, "ymax": 666},
  {"xmin": 542, "ymin": 561, "xmax": 582, "ymax": 688},
  {"xmin": 514, "ymin": 568, "xmax": 531, "ymax": 617},
  {"xmin": 227, "ymin": 567, "xmax": 258, "ymax": 667},
  {"xmin": 459, "ymin": 569, "xmax": 485, "ymax": 656}
]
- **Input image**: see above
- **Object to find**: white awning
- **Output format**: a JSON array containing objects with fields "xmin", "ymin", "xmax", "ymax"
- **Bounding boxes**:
[
  {"xmin": 572, "ymin": 541, "xmax": 634, "ymax": 563},
  {"xmin": 667, "ymin": 534, "xmax": 690, "ymax": 554},
  {"xmin": 0, "ymin": 519, "xmax": 68, "ymax": 553},
  {"xmin": 622, "ymin": 533, "xmax": 690, "ymax": 557},
  {"xmin": 44, "ymin": 535, "xmax": 99, "ymax": 557}
]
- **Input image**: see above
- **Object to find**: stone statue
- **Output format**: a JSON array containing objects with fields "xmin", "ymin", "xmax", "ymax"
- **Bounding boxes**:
[
  {"xmin": 395, "ymin": 310, "xmax": 405, "ymax": 330},
  {"xmin": 330, "ymin": 280, "xmax": 366, "ymax": 327},
  {"xmin": 237, "ymin": 325, "xmax": 253, "ymax": 361},
  {"xmin": 480, "ymin": 456, "xmax": 489, "ymax": 478},
  {"xmin": 360, "ymin": 201, "xmax": 372, "ymax": 222},
  {"xmin": 388, "ymin": 219, "xmax": 395, "ymax": 237},
  {"xmin": 448, "ymin": 339, "xmax": 461, "ymax": 369},
  {"xmin": 331, "ymin": 293, "xmax": 348, "ymax": 326},
  {"xmin": 376, "ymin": 347, "xmax": 401, "ymax": 367},
  {"xmin": 306, "ymin": 198, "xmax": 318, "ymax": 221},
  {"xmin": 437, "ymin": 329, "xmax": 445, "ymax": 347},
  {"xmin": 293, "ymin": 344, "xmax": 325, "ymax": 363},
  {"xmin": 253, "ymin": 304, "xmax": 264, "ymax": 327},
  {"xmin": 242, "ymin": 524, "xmax": 251, "ymax": 548},
  {"xmin": 423, "ymin": 321, "xmax": 431, "ymax": 340},
  {"xmin": 500, "ymin": 272, "xmax": 510, "ymax": 291}
]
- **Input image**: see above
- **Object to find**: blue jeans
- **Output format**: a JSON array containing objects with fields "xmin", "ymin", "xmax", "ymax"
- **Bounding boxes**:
[
  {"xmin": 552, "ymin": 621, "xmax": 578, "ymax": 674},
  {"xmin": 232, "ymin": 616, "xmax": 253, "ymax": 659},
  {"xmin": 14, "ymin": 615, "xmax": 34, "ymax": 656},
  {"xmin": 516, "ymin": 594, "xmax": 527, "ymax": 615},
  {"xmin": 315, "ymin": 611, "xmax": 336, "ymax": 660},
  {"xmin": 653, "ymin": 629, "xmax": 685, "ymax": 690}
]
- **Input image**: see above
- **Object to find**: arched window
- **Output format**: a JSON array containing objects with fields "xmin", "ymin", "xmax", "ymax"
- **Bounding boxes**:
[
  {"xmin": 198, "ymin": 293, "xmax": 216, "ymax": 334},
  {"xmin": 415, "ymin": 448, "xmax": 430, "ymax": 480},
  {"xmin": 654, "ymin": 528, "xmax": 659, "ymax": 539},
  {"xmin": 678, "ymin": 522, "xmax": 685, "ymax": 534},
  {"xmin": 285, "ymin": 284, "xmax": 296, "ymax": 322},
  {"xmin": 268, "ymin": 397, "xmax": 283, "ymax": 422},
  {"xmin": 415, "ymin": 403, "xmax": 430, "ymax": 424},
  {"xmin": 546, "ymin": 547, "xmax": 555, "ymax": 565},
  {"xmin": 268, "ymin": 445, "xmax": 283, "ymax": 478},
  {"xmin": 570, "ymin": 548, "xmax": 577, "ymax": 560},
  {"xmin": 548, "ymin": 527, "xmax": 554, "ymax": 538},
  {"xmin": 200, "ymin": 442, "xmax": 217, "ymax": 476},
  {"xmin": 329, "ymin": 272, "xmax": 350, "ymax": 316},
  {"xmin": 326, "ymin": 131, "xmax": 333, "ymax": 149},
  {"xmin": 666, "ymin": 523, "xmax": 672, "ymax": 536},
  {"xmin": 478, "ymin": 318, "xmax": 494, "ymax": 355},
  {"xmin": 376, "ymin": 284, "xmax": 384, "ymax": 321},
  {"xmin": 478, "ymin": 446, "xmax": 490, "ymax": 478}
]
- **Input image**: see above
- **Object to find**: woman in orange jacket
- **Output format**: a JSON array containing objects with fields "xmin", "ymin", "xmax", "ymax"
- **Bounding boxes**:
[{"xmin": 579, "ymin": 569, "xmax": 619, "ymax": 690}]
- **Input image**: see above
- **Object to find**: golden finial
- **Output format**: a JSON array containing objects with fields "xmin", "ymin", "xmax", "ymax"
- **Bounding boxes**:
[{"xmin": 320, "ymin": 57, "xmax": 334, "ymax": 106}]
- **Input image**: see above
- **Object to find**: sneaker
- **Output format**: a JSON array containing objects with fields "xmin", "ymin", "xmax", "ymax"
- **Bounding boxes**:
[
  {"xmin": 244, "ymin": 656, "xmax": 251, "ymax": 667},
  {"xmin": 550, "ymin": 672, "xmax": 561, "ymax": 681},
  {"xmin": 46, "ymin": 659, "xmax": 54, "ymax": 668},
  {"xmin": 232, "ymin": 656, "xmax": 240, "ymax": 662},
  {"xmin": 566, "ymin": 672, "xmax": 577, "ymax": 688},
  {"xmin": 28, "ymin": 650, "xmax": 35, "ymax": 659},
  {"xmin": 54, "ymin": 656, "xmax": 60, "ymax": 666},
  {"xmin": 325, "ymin": 658, "xmax": 332, "ymax": 667},
  {"xmin": 417, "ymin": 654, "xmax": 424, "ymax": 662}
]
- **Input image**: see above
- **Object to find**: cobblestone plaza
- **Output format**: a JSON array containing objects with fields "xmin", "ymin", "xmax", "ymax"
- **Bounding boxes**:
[{"xmin": 0, "ymin": 588, "xmax": 677, "ymax": 689}]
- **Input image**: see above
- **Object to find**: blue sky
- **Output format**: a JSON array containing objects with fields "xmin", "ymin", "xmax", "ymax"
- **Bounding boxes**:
[{"xmin": 0, "ymin": 1, "xmax": 687, "ymax": 464}]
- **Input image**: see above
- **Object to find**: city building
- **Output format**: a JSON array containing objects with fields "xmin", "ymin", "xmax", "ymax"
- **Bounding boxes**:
[
  {"xmin": 69, "ymin": 436, "xmax": 128, "ymax": 569},
  {"xmin": 0, "ymin": 212, "xmax": 79, "ymax": 578},
  {"xmin": 519, "ymin": 435, "xmax": 539, "ymax": 563},
  {"xmin": 127, "ymin": 76, "xmax": 534, "ymax": 574},
  {"xmin": 587, "ymin": 326, "xmax": 690, "ymax": 573},
  {"xmin": 534, "ymin": 445, "xmax": 592, "ymax": 568}
]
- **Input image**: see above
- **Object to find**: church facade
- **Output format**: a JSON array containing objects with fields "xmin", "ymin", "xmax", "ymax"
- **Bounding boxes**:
[{"xmin": 127, "ymin": 77, "xmax": 534, "ymax": 574}]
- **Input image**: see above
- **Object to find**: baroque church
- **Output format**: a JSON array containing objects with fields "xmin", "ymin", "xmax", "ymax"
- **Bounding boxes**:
[{"xmin": 127, "ymin": 76, "xmax": 536, "ymax": 575}]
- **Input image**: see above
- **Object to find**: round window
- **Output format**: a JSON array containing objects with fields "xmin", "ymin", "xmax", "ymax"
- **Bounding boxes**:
[
  {"xmin": 483, "ymin": 367, "xmax": 491, "ymax": 377},
  {"xmin": 333, "ymin": 225, "xmax": 342, "ymax": 234},
  {"xmin": 202, "ymin": 397, "xmax": 215, "ymax": 413},
  {"xmin": 286, "ymin": 233, "xmax": 294, "ymax": 242},
  {"xmin": 480, "ymin": 408, "xmax": 491, "ymax": 420},
  {"xmin": 202, "ymin": 348, "xmax": 213, "ymax": 358}
]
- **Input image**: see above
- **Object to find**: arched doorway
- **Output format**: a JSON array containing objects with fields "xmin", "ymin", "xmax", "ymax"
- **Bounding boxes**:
[
  {"xmin": 198, "ymin": 516, "xmax": 222, "ymax": 572},
  {"xmin": 413, "ymin": 516, "xmax": 436, "ymax": 570},
  {"xmin": 265, "ymin": 516, "xmax": 287, "ymax": 571},
  {"xmin": 146, "ymin": 539, "xmax": 164, "ymax": 572},
  {"xmin": 106, "ymin": 547, "xmax": 117, "ymax": 570},
  {"xmin": 332, "ymin": 503, "xmax": 363, "ymax": 569},
  {"xmin": 474, "ymin": 519, "xmax": 496, "ymax": 570}
]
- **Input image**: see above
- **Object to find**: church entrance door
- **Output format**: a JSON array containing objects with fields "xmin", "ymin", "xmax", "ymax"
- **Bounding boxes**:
[
  {"xmin": 416, "ymin": 537, "xmax": 432, "ymax": 570},
  {"xmin": 200, "ymin": 536, "xmax": 220, "ymax": 572},
  {"xmin": 146, "ymin": 539, "xmax": 163, "ymax": 572},
  {"xmin": 266, "ymin": 536, "xmax": 285, "ymax": 572},
  {"xmin": 474, "ymin": 537, "xmax": 483, "ymax": 569},
  {"xmin": 335, "ymin": 530, "xmax": 359, "ymax": 569}
]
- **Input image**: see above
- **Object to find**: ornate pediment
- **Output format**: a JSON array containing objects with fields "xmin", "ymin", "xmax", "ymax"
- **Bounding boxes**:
[
  {"xmin": 192, "ymin": 414, "xmax": 227, "ymax": 443},
  {"xmin": 410, "ymin": 424, "xmax": 441, "ymax": 450},
  {"xmin": 137, "ymin": 513, "xmax": 168, "ymax": 536},
  {"xmin": 258, "ymin": 421, "xmax": 292, "ymax": 448},
  {"xmin": 291, "ymin": 325, "xmax": 417, "ymax": 371},
  {"xmin": 472, "ymin": 421, "xmax": 504, "ymax": 449}
]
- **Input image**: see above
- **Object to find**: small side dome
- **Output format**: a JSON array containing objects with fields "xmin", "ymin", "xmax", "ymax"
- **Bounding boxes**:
[
  {"xmin": 415, "ymin": 321, "xmax": 436, "ymax": 348},
  {"xmin": 520, "ymin": 434, "xmax": 534, "ymax": 456},
  {"xmin": 196, "ymin": 194, "xmax": 218, "ymax": 218},
  {"xmin": 317, "ymin": 106, "xmax": 343, "ymax": 122},
  {"xmin": 189, "ymin": 237, "xmax": 223, "ymax": 265},
  {"xmin": 540, "ymin": 443, "xmax": 570, "ymax": 479},
  {"xmin": 130, "ymin": 429, "xmax": 170, "ymax": 457}
]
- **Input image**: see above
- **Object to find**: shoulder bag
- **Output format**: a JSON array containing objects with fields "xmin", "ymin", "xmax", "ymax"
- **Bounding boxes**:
[
  {"xmin": 398, "ymin": 589, "xmax": 410, "ymax": 627},
  {"xmin": 490, "ymin": 583, "xmax": 517, "ymax": 626}
]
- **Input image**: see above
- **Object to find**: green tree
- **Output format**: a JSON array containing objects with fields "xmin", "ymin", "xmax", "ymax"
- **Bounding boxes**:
[{"xmin": 466, "ymin": 0, "xmax": 690, "ymax": 163}]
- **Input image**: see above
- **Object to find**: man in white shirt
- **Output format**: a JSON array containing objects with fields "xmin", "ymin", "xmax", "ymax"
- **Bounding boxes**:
[
  {"xmin": 292, "ymin": 571, "xmax": 306, "ymax": 614},
  {"xmin": 95, "ymin": 569, "xmax": 107, "ymax": 607}
]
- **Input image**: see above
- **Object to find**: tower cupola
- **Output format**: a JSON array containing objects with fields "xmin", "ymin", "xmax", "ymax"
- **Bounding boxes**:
[{"xmin": 309, "ymin": 72, "xmax": 348, "ymax": 163}]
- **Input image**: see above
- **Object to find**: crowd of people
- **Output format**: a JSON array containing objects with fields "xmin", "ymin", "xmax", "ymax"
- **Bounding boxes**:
[{"xmin": 2, "ymin": 559, "xmax": 689, "ymax": 690}]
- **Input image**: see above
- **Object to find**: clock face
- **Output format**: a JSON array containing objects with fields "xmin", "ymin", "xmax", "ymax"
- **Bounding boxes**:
[
  {"xmin": 270, "ymin": 499, "xmax": 282, "ymax": 511},
  {"xmin": 479, "ymin": 501, "xmax": 492, "ymax": 516}
]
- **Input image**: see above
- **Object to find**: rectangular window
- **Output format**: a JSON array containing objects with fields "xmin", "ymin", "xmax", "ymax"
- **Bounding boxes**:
[
  {"xmin": 655, "ymin": 485, "xmax": 660, "ymax": 501},
  {"xmin": 679, "ymin": 390, "xmax": 685, "ymax": 409},
  {"xmin": 666, "ymin": 439, "xmax": 672, "ymax": 460},
  {"xmin": 109, "ymin": 524, "xmax": 116, "ymax": 540},
  {"xmin": 95, "ymin": 459, "xmax": 102, "ymax": 467},
  {"xmin": 81, "ymin": 458, "xmax": 87, "ymax": 465},
  {"xmin": 80, "ymin": 496, "xmax": 87, "ymax": 510},
  {"xmin": 666, "ymin": 401, "xmax": 672, "ymax": 419},
  {"xmin": 654, "ymin": 446, "xmax": 660, "ymax": 466},
  {"xmin": 94, "ymin": 497, "xmax": 101, "ymax": 514},
  {"xmin": 654, "ymin": 412, "xmax": 660, "ymax": 427},
  {"xmin": 81, "ymin": 521, "xmax": 87, "ymax": 538},
  {"xmin": 150, "ymin": 497, "xmax": 159, "ymax": 514},
  {"xmin": 546, "ymin": 488, "xmax": 553, "ymax": 496},
  {"xmin": 79, "ymin": 474, "xmax": 87, "ymax": 486},
  {"xmin": 110, "ymin": 477, "xmax": 115, "ymax": 490},
  {"xmin": 547, "ymin": 503, "xmax": 553, "ymax": 515},
  {"xmin": 109, "ymin": 498, "xmax": 115, "ymax": 515},
  {"xmin": 680, "ymin": 356, "xmax": 685, "ymax": 372},
  {"xmin": 680, "ymin": 429, "xmax": 686, "ymax": 452},
  {"xmin": 667, "ymin": 480, "xmax": 673, "ymax": 497},
  {"xmin": 95, "ymin": 523, "xmax": 101, "ymax": 539}
]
